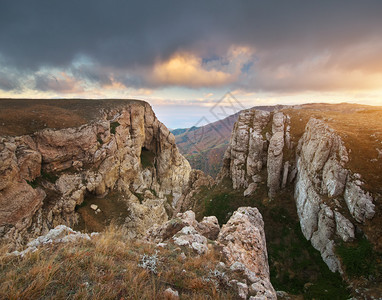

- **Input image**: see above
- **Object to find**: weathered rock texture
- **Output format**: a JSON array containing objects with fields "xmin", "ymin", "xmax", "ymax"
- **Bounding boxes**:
[
  {"xmin": 174, "ymin": 169, "xmax": 214, "ymax": 214},
  {"xmin": 219, "ymin": 109, "xmax": 376, "ymax": 273},
  {"xmin": 146, "ymin": 207, "xmax": 276, "ymax": 299},
  {"xmin": 295, "ymin": 119, "xmax": 374, "ymax": 272},
  {"xmin": 218, "ymin": 109, "xmax": 291, "ymax": 198},
  {"xmin": 0, "ymin": 100, "xmax": 196, "ymax": 247},
  {"xmin": 217, "ymin": 207, "xmax": 276, "ymax": 299}
]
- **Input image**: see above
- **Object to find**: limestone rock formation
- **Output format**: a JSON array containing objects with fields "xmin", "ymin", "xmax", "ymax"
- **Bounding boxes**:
[
  {"xmin": 218, "ymin": 108, "xmax": 377, "ymax": 274},
  {"xmin": 0, "ymin": 100, "xmax": 196, "ymax": 247},
  {"xmin": 10, "ymin": 225, "xmax": 95, "ymax": 257},
  {"xmin": 295, "ymin": 118, "xmax": 374, "ymax": 272},
  {"xmin": 174, "ymin": 169, "xmax": 214, "ymax": 214},
  {"xmin": 146, "ymin": 207, "xmax": 276, "ymax": 299},
  {"xmin": 146, "ymin": 210, "xmax": 218, "ymax": 244},
  {"xmin": 218, "ymin": 109, "xmax": 271, "ymax": 190},
  {"xmin": 217, "ymin": 207, "xmax": 276, "ymax": 299}
]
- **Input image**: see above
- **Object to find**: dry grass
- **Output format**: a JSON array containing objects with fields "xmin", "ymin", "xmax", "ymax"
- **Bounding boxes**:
[
  {"xmin": 0, "ymin": 99, "xmax": 145, "ymax": 136},
  {"xmin": 0, "ymin": 225, "xmax": 235, "ymax": 300}
]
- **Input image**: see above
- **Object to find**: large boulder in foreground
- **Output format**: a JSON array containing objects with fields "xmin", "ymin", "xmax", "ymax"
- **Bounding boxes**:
[{"xmin": 217, "ymin": 207, "xmax": 276, "ymax": 299}]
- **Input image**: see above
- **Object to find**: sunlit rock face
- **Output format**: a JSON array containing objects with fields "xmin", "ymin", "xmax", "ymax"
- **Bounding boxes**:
[
  {"xmin": 0, "ymin": 100, "xmax": 194, "ymax": 247},
  {"xmin": 217, "ymin": 109, "xmax": 271, "ymax": 190},
  {"xmin": 295, "ymin": 119, "xmax": 374, "ymax": 272},
  {"xmin": 219, "ymin": 108, "xmax": 375, "ymax": 273}
]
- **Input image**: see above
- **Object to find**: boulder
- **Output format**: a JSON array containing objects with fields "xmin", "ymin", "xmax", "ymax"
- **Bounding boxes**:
[{"xmin": 217, "ymin": 207, "xmax": 276, "ymax": 299}]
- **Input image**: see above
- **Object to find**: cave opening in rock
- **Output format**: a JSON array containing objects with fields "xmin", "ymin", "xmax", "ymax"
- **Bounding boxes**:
[{"xmin": 140, "ymin": 147, "xmax": 156, "ymax": 169}]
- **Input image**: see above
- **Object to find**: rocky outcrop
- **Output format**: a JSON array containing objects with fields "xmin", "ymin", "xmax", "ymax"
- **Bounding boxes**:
[
  {"xmin": 295, "ymin": 118, "xmax": 374, "ymax": 272},
  {"xmin": 218, "ymin": 109, "xmax": 291, "ymax": 198},
  {"xmin": 0, "ymin": 100, "xmax": 194, "ymax": 247},
  {"xmin": 146, "ymin": 210, "xmax": 219, "ymax": 244},
  {"xmin": 146, "ymin": 207, "xmax": 276, "ymax": 299},
  {"xmin": 344, "ymin": 175, "xmax": 375, "ymax": 223},
  {"xmin": 217, "ymin": 207, "xmax": 276, "ymax": 299},
  {"xmin": 219, "ymin": 108, "xmax": 377, "ymax": 274},
  {"xmin": 10, "ymin": 225, "xmax": 96, "ymax": 257},
  {"xmin": 174, "ymin": 169, "xmax": 214, "ymax": 214},
  {"xmin": 218, "ymin": 109, "xmax": 271, "ymax": 191}
]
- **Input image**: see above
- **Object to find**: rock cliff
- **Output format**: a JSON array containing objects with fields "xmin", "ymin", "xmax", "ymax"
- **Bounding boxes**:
[
  {"xmin": 218, "ymin": 107, "xmax": 379, "ymax": 274},
  {"xmin": 0, "ymin": 100, "xmax": 193, "ymax": 247}
]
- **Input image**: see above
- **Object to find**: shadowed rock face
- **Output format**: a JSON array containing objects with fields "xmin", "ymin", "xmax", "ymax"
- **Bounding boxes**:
[
  {"xmin": 0, "ymin": 100, "xmax": 194, "ymax": 247},
  {"xmin": 219, "ymin": 108, "xmax": 377, "ymax": 274}
]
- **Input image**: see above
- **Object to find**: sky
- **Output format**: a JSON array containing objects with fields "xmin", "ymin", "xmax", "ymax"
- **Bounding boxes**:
[{"xmin": 1, "ymin": 1, "xmax": 382, "ymax": 128}]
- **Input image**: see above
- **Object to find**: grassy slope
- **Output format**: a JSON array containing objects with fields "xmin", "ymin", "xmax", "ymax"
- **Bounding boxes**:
[
  {"xmin": 0, "ymin": 226, "xmax": 237, "ymax": 300},
  {"xmin": 0, "ymin": 98, "xmax": 145, "ymax": 136}
]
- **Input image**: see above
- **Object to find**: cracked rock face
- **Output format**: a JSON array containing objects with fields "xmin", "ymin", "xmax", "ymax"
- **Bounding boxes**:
[
  {"xmin": 145, "ymin": 210, "xmax": 219, "ymax": 244},
  {"xmin": 218, "ymin": 109, "xmax": 271, "ymax": 190},
  {"xmin": 146, "ymin": 207, "xmax": 276, "ymax": 299},
  {"xmin": 0, "ymin": 101, "xmax": 193, "ymax": 247},
  {"xmin": 294, "ymin": 118, "xmax": 373, "ymax": 272},
  {"xmin": 344, "ymin": 177, "xmax": 375, "ymax": 223},
  {"xmin": 219, "ymin": 108, "xmax": 376, "ymax": 274},
  {"xmin": 218, "ymin": 110, "xmax": 291, "ymax": 199},
  {"xmin": 217, "ymin": 207, "xmax": 276, "ymax": 299}
]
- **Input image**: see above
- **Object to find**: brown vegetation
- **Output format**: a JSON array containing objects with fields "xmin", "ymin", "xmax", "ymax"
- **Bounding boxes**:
[
  {"xmin": 0, "ymin": 99, "xmax": 145, "ymax": 136},
  {"xmin": 0, "ymin": 225, "xmax": 235, "ymax": 300}
]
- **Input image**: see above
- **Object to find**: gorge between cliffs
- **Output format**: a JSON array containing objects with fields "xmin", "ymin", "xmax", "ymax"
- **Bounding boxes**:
[{"xmin": 1, "ymin": 99, "xmax": 381, "ymax": 299}]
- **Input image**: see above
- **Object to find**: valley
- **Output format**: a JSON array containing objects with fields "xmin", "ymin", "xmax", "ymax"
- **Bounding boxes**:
[{"xmin": 1, "ymin": 99, "xmax": 382, "ymax": 299}]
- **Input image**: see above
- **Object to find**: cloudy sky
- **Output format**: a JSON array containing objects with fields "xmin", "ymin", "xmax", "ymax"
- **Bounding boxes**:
[{"xmin": 1, "ymin": 1, "xmax": 382, "ymax": 128}]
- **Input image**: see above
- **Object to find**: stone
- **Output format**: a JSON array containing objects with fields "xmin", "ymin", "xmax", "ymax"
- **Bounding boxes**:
[
  {"xmin": 196, "ymin": 216, "xmax": 220, "ymax": 240},
  {"xmin": 334, "ymin": 211, "xmax": 355, "ymax": 242},
  {"xmin": 10, "ymin": 225, "xmax": 92, "ymax": 257},
  {"xmin": 244, "ymin": 182, "xmax": 258, "ymax": 197},
  {"xmin": 267, "ymin": 131, "xmax": 284, "ymax": 197},
  {"xmin": 236, "ymin": 282, "xmax": 249, "ymax": 299},
  {"xmin": 344, "ymin": 179, "xmax": 375, "ymax": 223},
  {"xmin": 175, "ymin": 169, "xmax": 215, "ymax": 213},
  {"xmin": 146, "ymin": 210, "xmax": 219, "ymax": 253},
  {"xmin": 217, "ymin": 207, "xmax": 276, "ymax": 298},
  {"xmin": 217, "ymin": 109, "xmax": 270, "ymax": 189},
  {"xmin": 172, "ymin": 226, "xmax": 208, "ymax": 255},
  {"xmin": 281, "ymin": 161, "xmax": 289, "ymax": 189},
  {"xmin": 249, "ymin": 278, "xmax": 278, "ymax": 299},
  {"xmin": 163, "ymin": 287, "xmax": 179, "ymax": 300},
  {"xmin": 0, "ymin": 101, "xmax": 197, "ymax": 247},
  {"xmin": 90, "ymin": 204, "xmax": 98, "ymax": 211}
]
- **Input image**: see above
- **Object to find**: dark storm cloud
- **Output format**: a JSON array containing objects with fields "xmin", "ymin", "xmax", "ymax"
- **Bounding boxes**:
[
  {"xmin": 34, "ymin": 74, "xmax": 81, "ymax": 92},
  {"xmin": 0, "ymin": 71, "xmax": 20, "ymax": 91},
  {"xmin": 1, "ymin": 0, "xmax": 382, "ymax": 92},
  {"xmin": 71, "ymin": 64, "xmax": 113, "ymax": 86}
]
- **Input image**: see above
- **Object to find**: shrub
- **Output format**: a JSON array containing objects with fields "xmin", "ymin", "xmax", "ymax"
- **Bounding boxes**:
[
  {"xmin": 41, "ymin": 170, "xmax": 58, "ymax": 183},
  {"xmin": 110, "ymin": 121, "xmax": 120, "ymax": 134},
  {"xmin": 337, "ymin": 236, "xmax": 376, "ymax": 278},
  {"xmin": 26, "ymin": 179, "xmax": 38, "ymax": 189}
]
